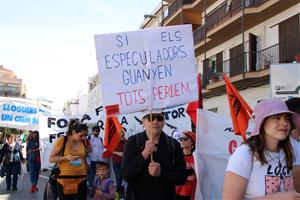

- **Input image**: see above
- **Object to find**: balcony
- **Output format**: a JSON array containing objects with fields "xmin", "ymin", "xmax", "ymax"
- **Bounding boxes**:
[
  {"xmin": 163, "ymin": 0, "xmax": 217, "ymax": 27},
  {"xmin": 193, "ymin": 0, "xmax": 299, "ymax": 53},
  {"xmin": 202, "ymin": 42, "xmax": 300, "ymax": 98},
  {"xmin": 163, "ymin": 0, "xmax": 195, "ymax": 25}
]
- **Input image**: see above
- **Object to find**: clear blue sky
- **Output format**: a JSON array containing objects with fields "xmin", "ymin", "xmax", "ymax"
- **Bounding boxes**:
[{"xmin": 0, "ymin": 0, "xmax": 160, "ymax": 108}]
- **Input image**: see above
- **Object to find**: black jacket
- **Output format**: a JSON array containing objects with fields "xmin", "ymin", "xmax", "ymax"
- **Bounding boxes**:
[
  {"xmin": 122, "ymin": 131, "xmax": 187, "ymax": 200},
  {"xmin": 0, "ymin": 142, "xmax": 24, "ymax": 165}
]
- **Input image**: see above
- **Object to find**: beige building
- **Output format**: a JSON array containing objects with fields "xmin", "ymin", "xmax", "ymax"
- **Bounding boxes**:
[
  {"xmin": 142, "ymin": 0, "xmax": 300, "ymax": 116},
  {"xmin": 0, "ymin": 65, "xmax": 26, "ymax": 98}
]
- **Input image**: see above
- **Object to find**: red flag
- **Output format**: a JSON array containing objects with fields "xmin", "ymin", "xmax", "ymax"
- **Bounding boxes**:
[
  {"xmin": 224, "ymin": 74, "xmax": 253, "ymax": 141},
  {"xmin": 186, "ymin": 73, "xmax": 203, "ymax": 126},
  {"xmin": 102, "ymin": 116, "xmax": 123, "ymax": 158}
]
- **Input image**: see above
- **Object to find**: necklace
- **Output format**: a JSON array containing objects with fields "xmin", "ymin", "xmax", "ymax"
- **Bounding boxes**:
[{"xmin": 270, "ymin": 151, "xmax": 283, "ymax": 179}]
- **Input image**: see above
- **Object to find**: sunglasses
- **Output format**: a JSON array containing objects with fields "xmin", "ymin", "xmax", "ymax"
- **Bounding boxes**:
[
  {"xmin": 179, "ymin": 137, "xmax": 190, "ymax": 142},
  {"xmin": 144, "ymin": 114, "xmax": 164, "ymax": 122}
]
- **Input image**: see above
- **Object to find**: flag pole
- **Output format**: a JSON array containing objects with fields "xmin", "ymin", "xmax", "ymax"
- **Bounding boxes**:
[{"xmin": 150, "ymin": 110, "xmax": 154, "ymax": 162}]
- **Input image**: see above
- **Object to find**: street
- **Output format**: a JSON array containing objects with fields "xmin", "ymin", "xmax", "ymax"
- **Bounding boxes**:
[{"xmin": 0, "ymin": 172, "xmax": 46, "ymax": 200}]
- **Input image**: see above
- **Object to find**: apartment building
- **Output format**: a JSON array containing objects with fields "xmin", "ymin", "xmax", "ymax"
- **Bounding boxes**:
[
  {"xmin": 0, "ymin": 65, "xmax": 26, "ymax": 98},
  {"xmin": 141, "ymin": 0, "xmax": 300, "ymax": 116}
]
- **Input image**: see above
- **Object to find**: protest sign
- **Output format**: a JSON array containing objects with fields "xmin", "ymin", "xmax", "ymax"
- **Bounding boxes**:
[
  {"xmin": 0, "ymin": 97, "xmax": 50, "ymax": 130},
  {"xmin": 194, "ymin": 109, "xmax": 253, "ymax": 199},
  {"xmin": 94, "ymin": 25, "xmax": 198, "ymax": 115}
]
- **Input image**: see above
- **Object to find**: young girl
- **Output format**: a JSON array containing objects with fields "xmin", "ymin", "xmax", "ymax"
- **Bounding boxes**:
[
  {"xmin": 223, "ymin": 98, "xmax": 300, "ymax": 199},
  {"xmin": 93, "ymin": 161, "xmax": 116, "ymax": 200}
]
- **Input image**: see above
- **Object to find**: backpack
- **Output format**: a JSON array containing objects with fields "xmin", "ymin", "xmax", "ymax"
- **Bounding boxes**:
[
  {"xmin": 43, "ymin": 136, "xmax": 68, "ymax": 200},
  {"xmin": 135, "ymin": 133, "xmax": 176, "ymax": 166}
]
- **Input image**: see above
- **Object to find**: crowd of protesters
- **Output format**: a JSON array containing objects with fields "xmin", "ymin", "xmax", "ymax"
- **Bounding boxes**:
[{"xmin": 0, "ymin": 97, "xmax": 300, "ymax": 200}]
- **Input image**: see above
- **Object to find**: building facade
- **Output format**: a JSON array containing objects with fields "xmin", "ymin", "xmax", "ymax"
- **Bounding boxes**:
[
  {"xmin": 0, "ymin": 65, "xmax": 26, "ymax": 98},
  {"xmin": 142, "ymin": 0, "xmax": 300, "ymax": 116},
  {"xmin": 63, "ymin": 90, "xmax": 88, "ymax": 116}
]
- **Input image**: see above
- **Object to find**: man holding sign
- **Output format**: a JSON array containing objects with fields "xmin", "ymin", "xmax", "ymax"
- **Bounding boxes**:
[
  {"xmin": 95, "ymin": 24, "xmax": 197, "ymax": 200},
  {"xmin": 121, "ymin": 110, "xmax": 187, "ymax": 200}
]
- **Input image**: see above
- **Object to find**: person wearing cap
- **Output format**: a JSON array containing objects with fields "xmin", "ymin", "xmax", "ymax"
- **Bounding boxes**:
[
  {"xmin": 286, "ymin": 97, "xmax": 300, "ymax": 192},
  {"xmin": 223, "ymin": 98, "xmax": 300, "ymax": 199},
  {"xmin": 176, "ymin": 131, "xmax": 197, "ymax": 200},
  {"xmin": 122, "ymin": 110, "xmax": 187, "ymax": 200}
]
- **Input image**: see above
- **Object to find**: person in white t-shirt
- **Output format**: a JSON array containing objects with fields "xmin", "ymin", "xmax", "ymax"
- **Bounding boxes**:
[
  {"xmin": 286, "ymin": 97, "xmax": 300, "ymax": 192},
  {"xmin": 223, "ymin": 98, "xmax": 300, "ymax": 199}
]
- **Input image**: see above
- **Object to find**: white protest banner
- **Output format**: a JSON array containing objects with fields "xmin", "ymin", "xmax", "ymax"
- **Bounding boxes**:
[
  {"xmin": 271, "ymin": 63, "xmax": 300, "ymax": 100},
  {"xmin": 194, "ymin": 109, "xmax": 253, "ymax": 200},
  {"xmin": 0, "ymin": 97, "xmax": 50, "ymax": 131},
  {"xmin": 39, "ymin": 104, "xmax": 192, "ymax": 168},
  {"xmin": 39, "ymin": 114, "xmax": 70, "ymax": 168},
  {"xmin": 94, "ymin": 25, "xmax": 198, "ymax": 115}
]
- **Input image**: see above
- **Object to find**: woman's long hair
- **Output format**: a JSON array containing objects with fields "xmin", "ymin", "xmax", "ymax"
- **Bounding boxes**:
[{"xmin": 244, "ymin": 119, "xmax": 294, "ymax": 170}]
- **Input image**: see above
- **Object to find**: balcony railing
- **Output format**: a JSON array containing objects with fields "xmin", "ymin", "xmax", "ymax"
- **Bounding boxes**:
[
  {"xmin": 164, "ymin": 0, "xmax": 194, "ymax": 22},
  {"xmin": 194, "ymin": 0, "xmax": 269, "ymax": 45},
  {"xmin": 193, "ymin": 25, "xmax": 205, "ymax": 45},
  {"xmin": 206, "ymin": 0, "xmax": 269, "ymax": 32},
  {"xmin": 202, "ymin": 42, "xmax": 300, "ymax": 88}
]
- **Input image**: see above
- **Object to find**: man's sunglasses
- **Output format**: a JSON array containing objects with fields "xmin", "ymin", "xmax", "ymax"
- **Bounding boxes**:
[
  {"xmin": 143, "ymin": 114, "xmax": 164, "ymax": 122},
  {"xmin": 179, "ymin": 137, "xmax": 190, "ymax": 142}
]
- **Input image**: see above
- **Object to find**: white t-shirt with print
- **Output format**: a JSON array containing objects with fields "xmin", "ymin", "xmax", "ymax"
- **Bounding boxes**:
[{"xmin": 226, "ymin": 144, "xmax": 294, "ymax": 199}]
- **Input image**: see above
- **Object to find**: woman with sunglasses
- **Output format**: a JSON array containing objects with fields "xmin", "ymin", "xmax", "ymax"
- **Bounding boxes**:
[
  {"xmin": 223, "ymin": 99, "xmax": 300, "ymax": 199},
  {"xmin": 176, "ymin": 131, "xmax": 197, "ymax": 200},
  {"xmin": 49, "ymin": 120, "xmax": 89, "ymax": 200}
]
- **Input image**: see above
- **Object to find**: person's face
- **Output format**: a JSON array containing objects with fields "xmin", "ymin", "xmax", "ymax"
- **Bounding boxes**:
[
  {"xmin": 96, "ymin": 166, "xmax": 108, "ymax": 179},
  {"xmin": 263, "ymin": 113, "xmax": 291, "ymax": 142},
  {"xmin": 93, "ymin": 129, "xmax": 99, "ymax": 137},
  {"xmin": 7, "ymin": 136, "xmax": 13, "ymax": 144},
  {"xmin": 72, "ymin": 131, "xmax": 84, "ymax": 142},
  {"xmin": 142, "ymin": 114, "xmax": 165, "ymax": 138},
  {"xmin": 179, "ymin": 135, "xmax": 193, "ymax": 149}
]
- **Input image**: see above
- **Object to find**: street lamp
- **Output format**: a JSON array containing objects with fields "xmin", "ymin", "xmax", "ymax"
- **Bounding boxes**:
[
  {"xmin": 144, "ymin": 14, "xmax": 158, "ymax": 19},
  {"xmin": 144, "ymin": 1, "xmax": 169, "ymax": 27}
]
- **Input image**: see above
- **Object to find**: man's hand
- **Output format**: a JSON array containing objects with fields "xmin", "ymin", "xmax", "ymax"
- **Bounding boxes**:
[
  {"xmin": 142, "ymin": 140, "xmax": 156, "ymax": 160},
  {"xmin": 148, "ymin": 161, "xmax": 161, "ymax": 177}
]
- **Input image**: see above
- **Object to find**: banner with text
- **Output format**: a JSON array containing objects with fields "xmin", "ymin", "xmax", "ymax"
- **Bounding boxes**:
[
  {"xmin": 94, "ymin": 25, "xmax": 198, "ymax": 115},
  {"xmin": 39, "ymin": 104, "xmax": 192, "ymax": 168},
  {"xmin": 271, "ymin": 63, "xmax": 300, "ymax": 100},
  {"xmin": 0, "ymin": 97, "xmax": 50, "ymax": 131},
  {"xmin": 194, "ymin": 109, "xmax": 253, "ymax": 200}
]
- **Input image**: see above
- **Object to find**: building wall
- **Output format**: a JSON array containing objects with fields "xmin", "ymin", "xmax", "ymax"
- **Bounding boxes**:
[
  {"xmin": 0, "ymin": 65, "xmax": 24, "ymax": 97},
  {"xmin": 203, "ymin": 84, "xmax": 270, "ymax": 117},
  {"xmin": 87, "ymin": 84, "xmax": 102, "ymax": 113},
  {"xmin": 196, "ymin": 3, "xmax": 300, "ymax": 75}
]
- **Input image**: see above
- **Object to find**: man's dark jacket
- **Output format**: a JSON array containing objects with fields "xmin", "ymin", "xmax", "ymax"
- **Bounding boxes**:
[{"xmin": 122, "ymin": 131, "xmax": 187, "ymax": 200}]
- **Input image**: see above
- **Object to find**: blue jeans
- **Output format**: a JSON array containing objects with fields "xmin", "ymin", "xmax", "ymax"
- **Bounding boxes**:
[
  {"xmin": 112, "ymin": 162, "xmax": 122, "ymax": 192},
  {"xmin": 28, "ymin": 156, "xmax": 41, "ymax": 185},
  {"xmin": 5, "ymin": 162, "xmax": 20, "ymax": 189}
]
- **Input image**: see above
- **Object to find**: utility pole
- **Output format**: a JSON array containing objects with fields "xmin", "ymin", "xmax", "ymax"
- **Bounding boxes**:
[{"xmin": 242, "ymin": 0, "xmax": 245, "ymax": 78}]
